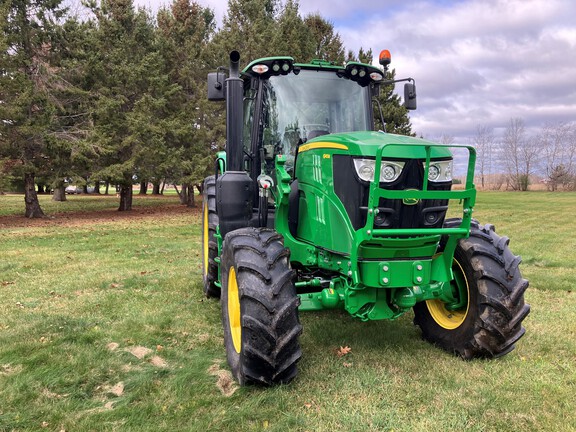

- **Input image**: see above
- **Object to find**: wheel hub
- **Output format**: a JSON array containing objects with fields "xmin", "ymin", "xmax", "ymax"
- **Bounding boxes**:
[{"xmin": 227, "ymin": 266, "xmax": 242, "ymax": 353}]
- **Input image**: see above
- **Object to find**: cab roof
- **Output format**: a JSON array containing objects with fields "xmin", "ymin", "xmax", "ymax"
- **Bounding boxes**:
[{"xmin": 241, "ymin": 56, "xmax": 386, "ymax": 87}]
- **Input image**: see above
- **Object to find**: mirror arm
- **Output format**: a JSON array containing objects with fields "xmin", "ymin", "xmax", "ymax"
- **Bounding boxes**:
[
  {"xmin": 381, "ymin": 77, "xmax": 415, "ymax": 86},
  {"xmin": 372, "ymin": 97, "xmax": 386, "ymax": 133}
]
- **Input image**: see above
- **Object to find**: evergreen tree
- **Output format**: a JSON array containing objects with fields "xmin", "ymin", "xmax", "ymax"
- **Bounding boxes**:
[
  {"xmin": 271, "ymin": 0, "xmax": 314, "ymax": 62},
  {"xmin": 156, "ymin": 0, "xmax": 216, "ymax": 206},
  {"xmin": 303, "ymin": 13, "xmax": 345, "ymax": 63},
  {"xmin": 375, "ymin": 68, "xmax": 414, "ymax": 136},
  {"xmin": 214, "ymin": 0, "xmax": 279, "ymax": 61},
  {"xmin": 47, "ymin": 17, "xmax": 94, "ymax": 201},
  {"xmin": 84, "ymin": 0, "xmax": 160, "ymax": 210},
  {"xmin": 0, "ymin": 0, "xmax": 69, "ymax": 216}
]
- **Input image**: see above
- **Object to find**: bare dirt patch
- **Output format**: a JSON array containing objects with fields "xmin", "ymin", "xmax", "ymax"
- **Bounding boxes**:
[
  {"xmin": 1, "ymin": 363, "xmax": 23, "ymax": 375},
  {"xmin": 106, "ymin": 342, "xmax": 120, "ymax": 351},
  {"xmin": 0, "ymin": 204, "xmax": 198, "ymax": 229},
  {"xmin": 125, "ymin": 346, "xmax": 153, "ymax": 359},
  {"xmin": 207, "ymin": 361, "xmax": 238, "ymax": 397},
  {"xmin": 107, "ymin": 382, "xmax": 125, "ymax": 397},
  {"xmin": 149, "ymin": 355, "xmax": 168, "ymax": 368}
]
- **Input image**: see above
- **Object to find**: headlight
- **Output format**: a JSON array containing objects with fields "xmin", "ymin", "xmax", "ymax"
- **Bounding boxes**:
[
  {"xmin": 425, "ymin": 160, "xmax": 452, "ymax": 182},
  {"xmin": 353, "ymin": 159, "xmax": 405, "ymax": 183}
]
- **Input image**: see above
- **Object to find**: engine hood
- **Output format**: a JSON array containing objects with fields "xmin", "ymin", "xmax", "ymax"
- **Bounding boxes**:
[{"xmin": 303, "ymin": 131, "xmax": 453, "ymax": 159}]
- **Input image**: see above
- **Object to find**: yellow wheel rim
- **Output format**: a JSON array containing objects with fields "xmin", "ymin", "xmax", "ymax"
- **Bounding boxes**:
[
  {"xmin": 227, "ymin": 266, "xmax": 242, "ymax": 353},
  {"xmin": 426, "ymin": 259, "xmax": 470, "ymax": 330},
  {"xmin": 202, "ymin": 202, "xmax": 209, "ymax": 277}
]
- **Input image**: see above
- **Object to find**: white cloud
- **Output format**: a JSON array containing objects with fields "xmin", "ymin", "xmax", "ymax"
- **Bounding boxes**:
[
  {"xmin": 126, "ymin": 0, "xmax": 576, "ymax": 141},
  {"xmin": 332, "ymin": 0, "xmax": 576, "ymax": 140}
]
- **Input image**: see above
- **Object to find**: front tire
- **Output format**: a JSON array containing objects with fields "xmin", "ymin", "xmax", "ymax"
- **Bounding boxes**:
[
  {"xmin": 221, "ymin": 228, "xmax": 302, "ymax": 385},
  {"xmin": 202, "ymin": 176, "xmax": 219, "ymax": 298},
  {"xmin": 414, "ymin": 219, "xmax": 530, "ymax": 359}
]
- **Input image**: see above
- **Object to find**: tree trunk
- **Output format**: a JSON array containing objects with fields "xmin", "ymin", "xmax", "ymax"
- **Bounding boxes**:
[
  {"xmin": 52, "ymin": 182, "xmax": 67, "ymax": 202},
  {"xmin": 179, "ymin": 184, "xmax": 187, "ymax": 205},
  {"xmin": 152, "ymin": 182, "xmax": 161, "ymax": 195},
  {"xmin": 118, "ymin": 182, "xmax": 133, "ymax": 211},
  {"xmin": 160, "ymin": 181, "xmax": 166, "ymax": 194},
  {"xmin": 186, "ymin": 183, "xmax": 195, "ymax": 207},
  {"xmin": 139, "ymin": 181, "xmax": 147, "ymax": 195},
  {"xmin": 37, "ymin": 183, "xmax": 46, "ymax": 194},
  {"xmin": 24, "ymin": 173, "xmax": 46, "ymax": 218},
  {"xmin": 94, "ymin": 181, "xmax": 101, "ymax": 194},
  {"xmin": 105, "ymin": 181, "xmax": 110, "ymax": 195}
]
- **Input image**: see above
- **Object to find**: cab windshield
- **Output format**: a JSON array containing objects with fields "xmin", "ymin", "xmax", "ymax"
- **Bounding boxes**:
[{"xmin": 258, "ymin": 69, "xmax": 371, "ymax": 171}]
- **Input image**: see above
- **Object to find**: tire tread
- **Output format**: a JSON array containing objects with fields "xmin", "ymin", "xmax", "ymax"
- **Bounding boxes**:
[
  {"xmin": 414, "ymin": 219, "xmax": 530, "ymax": 359},
  {"xmin": 221, "ymin": 227, "xmax": 302, "ymax": 386}
]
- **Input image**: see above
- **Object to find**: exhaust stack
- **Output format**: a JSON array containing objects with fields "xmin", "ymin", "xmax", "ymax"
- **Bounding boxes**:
[
  {"xmin": 226, "ymin": 51, "xmax": 243, "ymax": 171},
  {"xmin": 217, "ymin": 51, "xmax": 254, "ymax": 238}
]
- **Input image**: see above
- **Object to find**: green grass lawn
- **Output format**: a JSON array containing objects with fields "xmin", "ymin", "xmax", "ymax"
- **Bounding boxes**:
[
  {"xmin": 0, "ymin": 193, "xmax": 183, "ymax": 217},
  {"xmin": 0, "ymin": 192, "xmax": 575, "ymax": 431}
]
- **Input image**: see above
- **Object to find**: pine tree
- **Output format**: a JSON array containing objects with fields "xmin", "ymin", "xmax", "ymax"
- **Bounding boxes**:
[
  {"xmin": 303, "ymin": 13, "xmax": 345, "ymax": 63},
  {"xmin": 213, "ymin": 0, "xmax": 271, "ymax": 59},
  {"xmin": 156, "ymin": 0, "xmax": 216, "ymax": 206},
  {"xmin": 271, "ymin": 0, "xmax": 314, "ymax": 62},
  {"xmin": 0, "ymin": 0, "xmax": 69, "ymax": 216},
  {"xmin": 84, "ymin": 0, "xmax": 160, "ymax": 211},
  {"xmin": 377, "ymin": 68, "xmax": 414, "ymax": 136}
]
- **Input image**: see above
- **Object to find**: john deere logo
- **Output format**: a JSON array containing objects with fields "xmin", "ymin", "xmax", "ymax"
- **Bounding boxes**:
[{"xmin": 403, "ymin": 189, "xmax": 420, "ymax": 206}]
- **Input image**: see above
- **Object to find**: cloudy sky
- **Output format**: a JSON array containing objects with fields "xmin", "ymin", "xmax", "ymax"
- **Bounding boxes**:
[{"xmin": 132, "ymin": 0, "xmax": 576, "ymax": 142}]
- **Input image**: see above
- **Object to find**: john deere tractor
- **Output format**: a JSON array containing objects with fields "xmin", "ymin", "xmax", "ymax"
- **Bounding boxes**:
[{"xmin": 201, "ymin": 50, "xmax": 530, "ymax": 386}]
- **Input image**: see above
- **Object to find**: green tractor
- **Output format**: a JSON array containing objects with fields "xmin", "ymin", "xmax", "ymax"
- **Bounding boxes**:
[{"xmin": 202, "ymin": 50, "xmax": 530, "ymax": 385}]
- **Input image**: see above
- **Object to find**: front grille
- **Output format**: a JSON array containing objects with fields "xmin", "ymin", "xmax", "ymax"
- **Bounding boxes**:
[{"xmin": 333, "ymin": 155, "xmax": 450, "ymax": 230}]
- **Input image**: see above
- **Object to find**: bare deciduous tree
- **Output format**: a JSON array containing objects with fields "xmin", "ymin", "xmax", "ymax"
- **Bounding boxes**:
[
  {"xmin": 472, "ymin": 124, "xmax": 494, "ymax": 189},
  {"xmin": 502, "ymin": 118, "xmax": 538, "ymax": 191},
  {"xmin": 538, "ymin": 122, "xmax": 576, "ymax": 190}
]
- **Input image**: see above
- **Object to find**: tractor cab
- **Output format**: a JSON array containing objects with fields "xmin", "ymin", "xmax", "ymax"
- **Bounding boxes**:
[
  {"xmin": 242, "ymin": 59, "xmax": 377, "ymax": 173},
  {"xmin": 208, "ymin": 52, "xmax": 415, "ymax": 179}
]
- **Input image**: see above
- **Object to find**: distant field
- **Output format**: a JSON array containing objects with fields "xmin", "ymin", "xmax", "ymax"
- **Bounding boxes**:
[{"xmin": 0, "ymin": 192, "xmax": 574, "ymax": 431}]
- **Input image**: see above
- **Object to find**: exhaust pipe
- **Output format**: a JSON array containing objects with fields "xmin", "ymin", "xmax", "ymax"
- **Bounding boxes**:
[
  {"xmin": 226, "ymin": 51, "xmax": 243, "ymax": 171},
  {"xmin": 229, "ymin": 50, "xmax": 240, "ymax": 79},
  {"xmin": 217, "ymin": 50, "xmax": 254, "ymax": 237}
]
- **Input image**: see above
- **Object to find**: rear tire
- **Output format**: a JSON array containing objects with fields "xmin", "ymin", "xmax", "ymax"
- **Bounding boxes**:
[
  {"xmin": 202, "ymin": 176, "xmax": 219, "ymax": 298},
  {"xmin": 221, "ymin": 228, "xmax": 302, "ymax": 385},
  {"xmin": 413, "ymin": 219, "xmax": 530, "ymax": 359}
]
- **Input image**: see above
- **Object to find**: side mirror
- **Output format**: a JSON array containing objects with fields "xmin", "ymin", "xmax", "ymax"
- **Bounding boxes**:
[
  {"xmin": 404, "ymin": 82, "xmax": 417, "ymax": 110},
  {"xmin": 207, "ymin": 72, "xmax": 226, "ymax": 101}
]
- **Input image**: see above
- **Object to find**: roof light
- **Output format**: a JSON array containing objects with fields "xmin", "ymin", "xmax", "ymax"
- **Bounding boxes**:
[
  {"xmin": 370, "ymin": 72, "xmax": 383, "ymax": 81},
  {"xmin": 282, "ymin": 62, "xmax": 290, "ymax": 72},
  {"xmin": 252, "ymin": 64, "xmax": 269, "ymax": 74},
  {"xmin": 272, "ymin": 63, "xmax": 280, "ymax": 72},
  {"xmin": 379, "ymin": 49, "xmax": 391, "ymax": 67},
  {"xmin": 351, "ymin": 68, "xmax": 359, "ymax": 76},
  {"xmin": 358, "ymin": 69, "xmax": 366, "ymax": 78}
]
